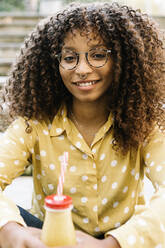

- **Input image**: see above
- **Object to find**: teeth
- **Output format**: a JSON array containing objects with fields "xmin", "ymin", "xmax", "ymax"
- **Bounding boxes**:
[{"xmin": 76, "ymin": 81, "xmax": 97, "ymax": 86}]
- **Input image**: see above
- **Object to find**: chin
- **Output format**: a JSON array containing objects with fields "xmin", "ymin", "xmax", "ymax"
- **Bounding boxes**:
[{"xmin": 76, "ymin": 96, "xmax": 101, "ymax": 103}]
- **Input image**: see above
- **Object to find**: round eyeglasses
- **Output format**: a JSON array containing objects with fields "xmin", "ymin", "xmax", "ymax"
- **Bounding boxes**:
[{"xmin": 55, "ymin": 48, "xmax": 111, "ymax": 70}]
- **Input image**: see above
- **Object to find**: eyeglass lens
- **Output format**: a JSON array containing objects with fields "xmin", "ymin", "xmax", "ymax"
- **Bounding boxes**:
[{"xmin": 59, "ymin": 48, "xmax": 109, "ymax": 70}]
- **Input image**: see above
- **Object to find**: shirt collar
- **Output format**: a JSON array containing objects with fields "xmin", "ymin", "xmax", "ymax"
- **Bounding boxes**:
[
  {"xmin": 49, "ymin": 105, "xmax": 114, "ymax": 137},
  {"xmin": 49, "ymin": 105, "xmax": 68, "ymax": 137}
]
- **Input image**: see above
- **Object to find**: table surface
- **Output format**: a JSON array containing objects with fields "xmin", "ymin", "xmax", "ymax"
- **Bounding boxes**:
[{"xmin": 4, "ymin": 176, "xmax": 33, "ymax": 210}]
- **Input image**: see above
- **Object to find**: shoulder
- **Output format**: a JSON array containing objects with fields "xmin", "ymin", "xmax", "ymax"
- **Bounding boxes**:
[{"xmin": 142, "ymin": 126, "xmax": 165, "ymax": 153}]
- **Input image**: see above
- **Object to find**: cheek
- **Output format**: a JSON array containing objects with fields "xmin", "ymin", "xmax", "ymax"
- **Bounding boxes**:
[
  {"xmin": 59, "ymin": 67, "xmax": 65, "ymax": 81},
  {"xmin": 102, "ymin": 62, "xmax": 114, "ymax": 80}
]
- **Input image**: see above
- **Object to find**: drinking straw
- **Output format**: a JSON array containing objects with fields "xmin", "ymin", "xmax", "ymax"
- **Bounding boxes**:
[{"xmin": 57, "ymin": 152, "xmax": 69, "ymax": 197}]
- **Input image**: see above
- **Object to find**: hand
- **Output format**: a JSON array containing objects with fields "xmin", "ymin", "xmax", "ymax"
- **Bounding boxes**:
[
  {"xmin": 58, "ymin": 230, "xmax": 121, "ymax": 248},
  {"xmin": 0, "ymin": 222, "xmax": 48, "ymax": 248}
]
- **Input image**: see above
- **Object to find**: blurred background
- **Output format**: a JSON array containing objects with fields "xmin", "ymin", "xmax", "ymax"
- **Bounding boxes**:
[
  {"xmin": 0, "ymin": 0, "xmax": 165, "ymax": 16},
  {"xmin": 0, "ymin": 0, "xmax": 164, "ymax": 89},
  {"xmin": 0, "ymin": 0, "xmax": 164, "ymax": 98},
  {"xmin": 0, "ymin": 0, "xmax": 164, "ymax": 207}
]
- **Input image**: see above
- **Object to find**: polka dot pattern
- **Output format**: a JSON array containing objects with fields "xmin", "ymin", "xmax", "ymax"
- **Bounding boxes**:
[
  {"xmin": 100, "ymin": 153, "xmax": 105, "ymax": 160},
  {"xmin": 83, "ymin": 218, "xmax": 89, "ymax": 223},
  {"xmin": 37, "ymin": 174, "xmax": 41, "ymax": 180},
  {"xmin": 48, "ymin": 184, "xmax": 54, "ymax": 190},
  {"xmin": 13, "ymin": 124, "xmax": 19, "ymax": 129},
  {"xmin": 114, "ymin": 222, "xmax": 120, "ymax": 228},
  {"xmin": 43, "ymin": 130, "xmax": 49, "ymax": 135},
  {"xmin": 22, "ymin": 151, "xmax": 26, "ymax": 157},
  {"xmin": 122, "ymin": 165, "xmax": 127, "ymax": 173},
  {"xmin": 56, "ymin": 128, "xmax": 62, "ymax": 134},
  {"xmin": 14, "ymin": 160, "xmax": 19, "ymax": 165},
  {"xmin": 49, "ymin": 164, "xmax": 55, "ymax": 170},
  {"xmin": 113, "ymin": 201, "xmax": 119, "ymax": 208},
  {"xmin": 124, "ymin": 207, "xmax": 129, "ymax": 214},
  {"xmin": 123, "ymin": 186, "xmax": 128, "ymax": 193},
  {"xmin": 76, "ymin": 142, "xmax": 81, "ymax": 148},
  {"xmin": 101, "ymin": 175, "xmax": 107, "ymax": 182},
  {"xmin": 92, "ymin": 148, "xmax": 96, "ymax": 154},
  {"xmin": 82, "ymin": 153, "xmax": 88, "ymax": 159},
  {"xmin": 93, "ymin": 184, "xmax": 97, "ymax": 190},
  {"xmin": 93, "ymin": 205, "xmax": 98, "ymax": 212},
  {"xmin": 70, "ymin": 166, "xmax": 76, "ymax": 172},
  {"xmin": 19, "ymin": 137, "xmax": 24, "ymax": 144},
  {"xmin": 82, "ymin": 175, "xmax": 88, "ymax": 181},
  {"xmin": 94, "ymin": 227, "xmax": 100, "ymax": 232},
  {"xmin": 0, "ymin": 106, "xmax": 165, "ymax": 248},
  {"xmin": 103, "ymin": 216, "xmax": 109, "ymax": 223},
  {"xmin": 81, "ymin": 197, "xmax": 88, "ymax": 203},
  {"xmin": 40, "ymin": 150, "xmax": 46, "ymax": 157},
  {"xmin": 70, "ymin": 187, "xmax": 76, "ymax": 194},
  {"xmin": 112, "ymin": 182, "xmax": 118, "ymax": 189},
  {"xmin": 36, "ymin": 194, "xmax": 42, "ymax": 200},
  {"xmin": 102, "ymin": 198, "xmax": 108, "ymax": 205},
  {"xmin": 111, "ymin": 160, "xmax": 117, "ymax": 167}
]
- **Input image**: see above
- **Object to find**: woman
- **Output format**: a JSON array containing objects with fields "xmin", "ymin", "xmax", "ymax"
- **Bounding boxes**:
[{"xmin": 0, "ymin": 2, "xmax": 164, "ymax": 248}]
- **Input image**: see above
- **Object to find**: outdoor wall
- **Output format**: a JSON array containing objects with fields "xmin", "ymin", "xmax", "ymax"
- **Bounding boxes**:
[
  {"xmin": 38, "ymin": 0, "xmax": 165, "ymax": 17},
  {"xmin": 120, "ymin": 0, "xmax": 165, "ymax": 16}
]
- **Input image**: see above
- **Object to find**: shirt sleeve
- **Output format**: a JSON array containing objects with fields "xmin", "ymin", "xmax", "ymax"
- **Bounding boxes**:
[
  {"xmin": 105, "ymin": 128, "xmax": 165, "ymax": 247},
  {"xmin": 0, "ymin": 117, "xmax": 35, "ymax": 229}
]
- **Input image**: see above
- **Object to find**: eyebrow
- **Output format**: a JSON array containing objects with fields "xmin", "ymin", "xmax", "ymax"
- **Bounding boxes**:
[{"xmin": 62, "ymin": 44, "xmax": 106, "ymax": 51}]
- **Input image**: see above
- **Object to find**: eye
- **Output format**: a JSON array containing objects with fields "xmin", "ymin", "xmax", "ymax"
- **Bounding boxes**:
[
  {"xmin": 90, "ymin": 50, "xmax": 107, "ymax": 60},
  {"xmin": 61, "ymin": 52, "xmax": 77, "ymax": 63},
  {"xmin": 64, "ymin": 55, "xmax": 76, "ymax": 63}
]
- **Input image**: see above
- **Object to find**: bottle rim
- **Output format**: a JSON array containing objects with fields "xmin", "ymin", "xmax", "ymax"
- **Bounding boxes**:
[{"xmin": 44, "ymin": 194, "xmax": 72, "ymax": 209}]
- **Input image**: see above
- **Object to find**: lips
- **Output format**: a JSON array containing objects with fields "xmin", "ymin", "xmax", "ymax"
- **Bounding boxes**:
[{"xmin": 73, "ymin": 80, "xmax": 99, "ymax": 87}]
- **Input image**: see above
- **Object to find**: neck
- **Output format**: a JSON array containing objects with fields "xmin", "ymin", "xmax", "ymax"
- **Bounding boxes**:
[{"xmin": 71, "ymin": 99, "xmax": 109, "ymax": 127}]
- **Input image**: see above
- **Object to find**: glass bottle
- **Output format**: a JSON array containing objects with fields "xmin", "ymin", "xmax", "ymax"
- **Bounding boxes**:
[{"xmin": 41, "ymin": 194, "xmax": 76, "ymax": 247}]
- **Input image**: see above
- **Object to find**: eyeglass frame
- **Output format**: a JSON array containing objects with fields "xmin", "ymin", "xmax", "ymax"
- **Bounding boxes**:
[{"xmin": 55, "ymin": 48, "xmax": 112, "ymax": 70}]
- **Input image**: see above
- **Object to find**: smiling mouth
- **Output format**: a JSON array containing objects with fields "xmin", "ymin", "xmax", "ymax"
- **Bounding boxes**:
[{"xmin": 73, "ymin": 80, "xmax": 99, "ymax": 87}]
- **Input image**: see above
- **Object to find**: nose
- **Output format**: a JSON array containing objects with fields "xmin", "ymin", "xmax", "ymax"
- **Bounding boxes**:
[{"xmin": 75, "ymin": 54, "xmax": 93, "ymax": 75}]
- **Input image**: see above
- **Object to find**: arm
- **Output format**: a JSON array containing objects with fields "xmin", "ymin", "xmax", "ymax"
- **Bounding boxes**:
[
  {"xmin": 57, "ymin": 230, "xmax": 121, "ymax": 248},
  {"xmin": 0, "ymin": 119, "xmax": 40, "ymax": 248},
  {"xmin": 0, "ymin": 118, "xmax": 46, "ymax": 248},
  {"xmin": 105, "ymin": 128, "xmax": 165, "ymax": 247},
  {"xmin": 0, "ymin": 118, "xmax": 34, "ymax": 228},
  {"xmin": 0, "ymin": 222, "xmax": 47, "ymax": 248}
]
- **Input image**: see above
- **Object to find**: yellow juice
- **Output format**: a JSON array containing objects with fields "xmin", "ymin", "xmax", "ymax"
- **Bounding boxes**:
[{"xmin": 41, "ymin": 195, "xmax": 76, "ymax": 247}]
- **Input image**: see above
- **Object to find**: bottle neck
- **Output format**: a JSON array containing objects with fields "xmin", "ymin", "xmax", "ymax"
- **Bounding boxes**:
[{"xmin": 45, "ymin": 205, "xmax": 73, "ymax": 212}]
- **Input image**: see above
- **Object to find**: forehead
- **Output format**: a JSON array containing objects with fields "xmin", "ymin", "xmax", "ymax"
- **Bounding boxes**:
[{"xmin": 62, "ymin": 29, "xmax": 105, "ymax": 50}]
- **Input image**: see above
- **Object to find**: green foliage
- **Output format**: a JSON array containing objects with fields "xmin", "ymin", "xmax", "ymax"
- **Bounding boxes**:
[
  {"xmin": 0, "ymin": 0, "xmax": 25, "ymax": 12},
  {"xmin": 64, "ymin": 0, "xmax": 113, "ymax": 3},
  {"xmin": 63, "ymin": 0, "xmax": 126, "ymax": 5}
]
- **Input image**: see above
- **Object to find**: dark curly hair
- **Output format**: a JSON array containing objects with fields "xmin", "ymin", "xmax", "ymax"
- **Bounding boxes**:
[{"xmin": 1, "ymin": 2, "xmax": 165, "ymax": 154}]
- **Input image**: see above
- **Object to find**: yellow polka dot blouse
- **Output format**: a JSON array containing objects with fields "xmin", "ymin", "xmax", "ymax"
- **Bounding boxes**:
[{"xmin": 0, "ymin": 105, "xmax": 165, "ymax": 247}]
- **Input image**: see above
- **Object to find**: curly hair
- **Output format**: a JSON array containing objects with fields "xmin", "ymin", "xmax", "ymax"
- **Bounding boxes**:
[{"xmin": 1, "ymin": 2, "xmax": 165, "ymax": 154}]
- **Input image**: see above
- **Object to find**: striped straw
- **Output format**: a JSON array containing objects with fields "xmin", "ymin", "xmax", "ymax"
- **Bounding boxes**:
[{"xmin": 57, "ymin": 152, "xmax": 69, "ymax": 197}]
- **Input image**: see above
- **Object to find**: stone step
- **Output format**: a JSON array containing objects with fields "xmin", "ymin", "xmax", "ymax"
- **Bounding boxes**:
[
  {"xmin": 0, "ymin": 32, "xmax": 27, "ymax": 43},
  {"xmin": 0, "ymin": 22, "xmax": 36, "ymax": 34},
  {"xmin": 0, "ymin": 12, "xmax": 44, "ymax": 25},
  {"xmin": 0, "ymin": 76, "xmax": 7, "ymax": 86},
  {"xmin": 0, "ymin": 43, "xmax": 22, "ymax": 58},
  {"xmin": 0, "ymin": 58, "xmax": 14, "ymax": 76},
  {"xmin": 153, "ymin": 16, "xmax": 165, "ymax": 29}
]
